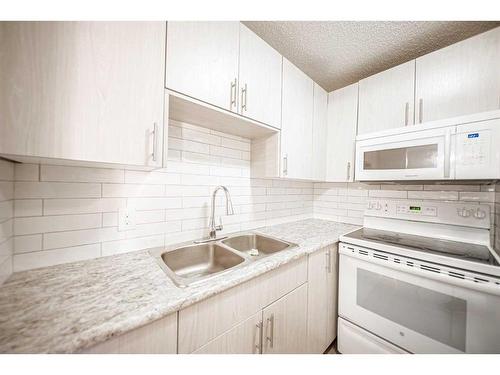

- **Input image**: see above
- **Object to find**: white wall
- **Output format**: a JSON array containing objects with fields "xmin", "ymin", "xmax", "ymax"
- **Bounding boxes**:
[
  {"xmin": 0, "ymin": 159, "xmax": 14, "ymax": 284},
  {"xmin": 10, "ymin": 120, "xmax": 314, "ymax": 272}
]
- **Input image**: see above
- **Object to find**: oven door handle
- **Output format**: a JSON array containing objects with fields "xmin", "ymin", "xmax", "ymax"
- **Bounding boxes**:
[{"xmin": 340, "ymin": 250, "xmax": 500, "ymax": 297}]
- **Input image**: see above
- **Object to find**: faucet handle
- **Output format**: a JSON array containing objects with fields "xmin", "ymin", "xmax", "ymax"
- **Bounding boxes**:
[{"xmin": 214, "ymin": 216, "xmax": 223, "ymax": 231}]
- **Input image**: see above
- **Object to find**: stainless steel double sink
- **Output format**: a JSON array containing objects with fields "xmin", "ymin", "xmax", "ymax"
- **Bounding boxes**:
[{"xmin": 150, "ymin": 233, "xmax": 297, "ymax": 288}]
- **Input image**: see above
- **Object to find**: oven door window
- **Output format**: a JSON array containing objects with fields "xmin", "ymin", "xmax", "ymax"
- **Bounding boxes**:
[{"xmin": 357, "ymin": 268, "xmax": 466, "ymax": 351}]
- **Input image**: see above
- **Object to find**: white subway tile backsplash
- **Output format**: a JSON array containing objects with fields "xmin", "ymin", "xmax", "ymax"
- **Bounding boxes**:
[
  {"xmin": 102, "ymin": 235, "xmax": 164, "ymax": 257},
  {"xmin": 0, "ymin": 159, "xmax": 14, "ymax": 284},
  {"xmin": 14, "ymin": 199, "xmax": 43, "ymax": 218},
  {"xmin": 408, "ymin": 190, "xmax": 459, "ymax": 201},
  {"xmin": 15, "ymin": 182, "xmax": 101, "ymax": 199},
  {"xmin": 0, "ymin": 201, "xmax": 13, "ymax": 223},
  {"xmin": 40, "ymin": 165, "xmax": 124, "ymax": 183},
  {"xmin": 124, "ymin": 170, "xmax": 181, "ymax": 185},
  {"xmin": 14, "ymin": 234, "xmax": 43, "ymax": 254},
  {"xmin": 14, "ymin": 214, "xmax": 102, "ymax": 236},
  {"xmin": 102, "ymin": 183, "xmax": 165, "ymax": 198},
  {"xmin": 43, "ymin": 198, "xmax": 126, "ymax": 215},
  {"xmin": 0, "ymin": 160, "xmax": 15, "ymax": 181},
  {"xmin": 459, "ymin": 191, "xmax": 495, "ymax": 203},
  {"xmin": 369, "ymin": 190, "xmax": 408, "ymax": 199},
  {"xmin": 13, "ymin": 244, "xmax": 101, "ymax": 272},
  {"xmin": 8, "ymin": 119, "xmax": 496, "ymax": 273}
]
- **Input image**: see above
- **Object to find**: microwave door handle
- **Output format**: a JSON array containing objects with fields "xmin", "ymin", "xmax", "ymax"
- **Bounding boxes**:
[{"xmin": 444, "ymin": 130, "xmax": 451, "ymax": 178}]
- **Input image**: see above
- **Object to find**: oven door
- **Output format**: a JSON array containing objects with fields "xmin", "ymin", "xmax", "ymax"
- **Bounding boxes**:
[
  {"xmin": 339, "ymin": 248, "xmax": 500, "ymax": 353},
  {"xmin": 355, "ymin": 127, "xmax": 453, "ymax": 181}
]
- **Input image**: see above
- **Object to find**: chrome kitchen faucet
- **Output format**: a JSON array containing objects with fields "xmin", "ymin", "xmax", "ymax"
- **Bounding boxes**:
[{"xmin": 195, "ymin": 186, "xmax": 234, "ymax": 243}]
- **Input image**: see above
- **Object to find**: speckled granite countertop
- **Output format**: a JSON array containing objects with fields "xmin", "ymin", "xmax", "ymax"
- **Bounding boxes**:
[{"xmin": 0, "ymin": 219, "xmax": 359, "ymax": 353}]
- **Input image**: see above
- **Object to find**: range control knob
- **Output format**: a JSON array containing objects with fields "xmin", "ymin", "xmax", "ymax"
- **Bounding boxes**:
[
  {"xmin": 473, "ymin": 208, "xmax": 487, "ymax": 219},
  {"xmin": 457, "ymin": 208, "xmax": 471, "ymax": 218}
]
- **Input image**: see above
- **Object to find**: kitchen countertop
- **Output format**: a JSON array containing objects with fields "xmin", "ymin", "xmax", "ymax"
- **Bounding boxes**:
[{"xmin": 0, "ymin": 219, "xmax": 359, "ymax": 353}]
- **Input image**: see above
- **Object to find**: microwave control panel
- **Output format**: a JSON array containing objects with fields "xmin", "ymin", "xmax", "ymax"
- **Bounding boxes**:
[{"xmin": 455, "ymin": 118, "xmax": 500, "ymax": 179}]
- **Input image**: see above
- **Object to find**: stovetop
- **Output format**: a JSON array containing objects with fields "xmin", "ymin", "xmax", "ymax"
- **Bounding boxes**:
[{"xmin": 342, "ymin": 227, "xmax": 499, "ymax": 266}]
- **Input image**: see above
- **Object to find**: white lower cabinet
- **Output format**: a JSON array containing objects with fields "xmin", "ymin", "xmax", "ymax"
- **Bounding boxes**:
[
  {"xmin": 306, "ymin": 245, "xmax": 338, "ymax": 353},
  {"xmin": 262, "ymin": 283, "xmax": 308, "ymax": 354},
  {"xmin": 193, "ymin": 312, "xmax": 263, "ymax": 354},
  {"xmin": 178, "ymin": 257, "xmax": 308, "ymax": 354}
]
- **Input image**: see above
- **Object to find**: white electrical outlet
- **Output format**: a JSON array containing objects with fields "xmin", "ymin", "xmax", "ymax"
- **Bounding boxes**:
[{"xmin": 118, "ymin": 207, "xmax": 136, "ymax": 231}]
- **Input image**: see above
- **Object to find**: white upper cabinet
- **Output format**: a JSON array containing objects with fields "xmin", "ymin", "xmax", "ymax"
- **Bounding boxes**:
[
  {"xmin": 415, "ymin": 27, "xmax": 500, "ymax": 123},
  {"xmin": 0, "ymin": 21, "xmax": 166, "ymax": 168},
  {"xmin": 326, "ymin": 83, "xmax": 359, "ymax": 182},
  {"xmin": 238, "ymin": 24, "xmax": 282, "ymax": 128},
  {"xmin": 166, "ymin": 22, "xmax": 240, "ymax": 111},
  {"xmin": 357, "ymin": 60, "xmax": 415, "ymax": 135},
  {"xmin": 312, "ymin": 83, "xmax": 328, "ymax": 181},
  {"xmin": 166, "ymin": 22, "xmax": 283, "ymax": 129},
  {"xmin": 281, "ymin": 59, "xmax": 314, "ymax": 179}
]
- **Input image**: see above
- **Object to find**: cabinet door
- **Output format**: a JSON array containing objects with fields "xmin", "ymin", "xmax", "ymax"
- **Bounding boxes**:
[
  {"xmin": 193, "ymin": 312, "xmax": 263, "ymax": 354},
  {"xmin": 281, "ymin": 58, "xmax": 314, "ymax": 179},
  {"xmin": 306, "ymin": 245, "xmax": 338, "ymax": 353},
  {"xmin": 358, "ymin": 61, "xmax": 415, "ymax": 135},
  {"xmin": 415, "ymin": 27, "xmax": 500, "ymax": 123},
  {"xmin": 0, "ymin": 21, "xmax": 166, "ymax": 167},
  {"xmin": 326, "ymin": 83, "xmax": 358, "ymax": 182},
  {"xmin": 166, "ymin": 21, "xmax": 240, "ymax": 112},
  {"xmin": 326, "ymin": 245, "xmax": 339, "ymax": 345},
  {"xmin": 312, "ymin": 83, "xmax": 328, "ymax": 181},
  {"xmin": 262, "ymin": 283, "xmax": 308, "ymax": 354},
  {"xmin": 239, "ymin": 24, "xmax": 282, "ymax": 128}
]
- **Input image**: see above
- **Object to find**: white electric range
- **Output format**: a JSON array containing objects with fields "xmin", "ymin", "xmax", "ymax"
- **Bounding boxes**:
[{"xmin": 338, "ymin": 199, "xmax": 500, "ymax": 354}]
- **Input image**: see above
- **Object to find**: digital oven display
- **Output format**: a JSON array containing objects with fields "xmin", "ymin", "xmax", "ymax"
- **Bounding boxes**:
[{"xmin": 409, "ymin": 206, "xmax": 421, "ymax": 212}]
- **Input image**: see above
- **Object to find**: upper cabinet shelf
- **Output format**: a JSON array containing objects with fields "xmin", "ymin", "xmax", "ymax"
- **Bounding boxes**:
[
  {"xmin": 165, "ymin": 21, "xmax": 283, "ymax": 130},
  {"xmin": 168, "ymin": 90, "xmax": 278, "ymax": 139}
]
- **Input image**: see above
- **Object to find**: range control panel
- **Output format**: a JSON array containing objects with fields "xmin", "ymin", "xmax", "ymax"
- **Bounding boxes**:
[{"xmin": 365, "ymin": 199, "xmax": 490, "ymax": 229}]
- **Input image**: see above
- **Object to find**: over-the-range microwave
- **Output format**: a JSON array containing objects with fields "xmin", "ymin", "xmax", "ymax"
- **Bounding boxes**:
[{"xmin": 355, "ymin": 110, "xmax": 500, "ymax": 181}]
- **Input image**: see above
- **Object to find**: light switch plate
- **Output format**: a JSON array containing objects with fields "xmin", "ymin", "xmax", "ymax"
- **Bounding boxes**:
[{"xmin": 118, "ymin": 207, "xmax": 136, "ymax": 231}]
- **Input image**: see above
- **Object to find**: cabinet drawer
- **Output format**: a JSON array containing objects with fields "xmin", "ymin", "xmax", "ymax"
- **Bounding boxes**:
[
  {"xmin": 178, "ymin": 257, "xmax": 307, "ymax": 353},
  {"xmin": 337, "ymin": 318, "xmax": 407, "ymax": 354}
]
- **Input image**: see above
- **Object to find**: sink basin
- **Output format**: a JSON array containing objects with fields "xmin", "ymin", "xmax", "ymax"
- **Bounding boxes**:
[
  {"xmin": 222, "ymin": 234, "xmax": 295, "ymax": 258},
  {"xmin": 151, "ymin": 243, "xmax": 246, "ymax": 287}
]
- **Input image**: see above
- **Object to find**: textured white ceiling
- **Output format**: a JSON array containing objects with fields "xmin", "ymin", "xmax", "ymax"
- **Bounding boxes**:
[{"xmin": 243, "ymin": 21, "xmax": 500, "ymax": 91}]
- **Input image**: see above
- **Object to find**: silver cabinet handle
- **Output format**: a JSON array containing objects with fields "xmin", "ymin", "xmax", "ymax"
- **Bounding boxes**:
[
  {"xmin": 418, "ymin": 98, "xmax": 423, "ymax": 123},
  {"xmin": 152, "ymin": 122, "xmax": 158, "ymax": 162},
  {"xmin": 241, "ymin": 83, "xmax": 248, "ymax": 112},
  {"xmin": 230, "ymin": 78, "xmax": 237, "ymax": 110},
  {"xmin": 266, "ymin": 314, "xmax": 274, "ymax": 349},
  {"xmin": 404, "ymin": 102, "xmax": 409, "ymax": 126},
  {"xmin": 346, "ymin": 161, "xmax": 351, "ymax": 181},
  {"xmin": 283, "ymin": 154, "xmax": 288, "ymax": 176},
  {"xmin": 325, "ymin": 250, "xmax": 332, "ymax": 273},
  {"xmin": 255, "ymin": 321, "xmax": 263, "ymax": 354}
]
